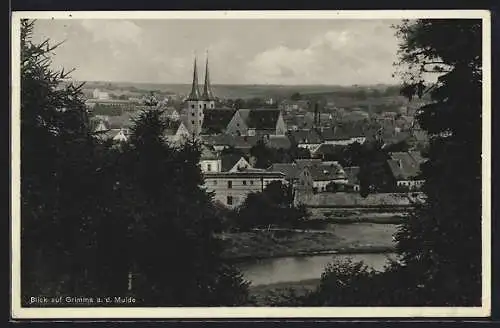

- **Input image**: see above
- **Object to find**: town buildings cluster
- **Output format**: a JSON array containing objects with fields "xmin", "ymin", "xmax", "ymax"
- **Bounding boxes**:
[{"xmin": 88, "ymin": 56, "xmax": 427, "ymax": 209}]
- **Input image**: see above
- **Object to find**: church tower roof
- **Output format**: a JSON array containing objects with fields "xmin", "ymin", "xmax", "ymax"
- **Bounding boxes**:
[
  {"xmin": 202, "ymin": 53, "xmax": 215, "ymax": 101},
  {"xmin": 187, "ymin": 56, "xmax": 201, "ymax": 101}
]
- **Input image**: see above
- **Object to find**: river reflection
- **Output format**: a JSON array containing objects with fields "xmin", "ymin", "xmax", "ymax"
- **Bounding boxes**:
[{"xmin": 238, "ymin": 253, "xmax": 397, "ymax": 286}]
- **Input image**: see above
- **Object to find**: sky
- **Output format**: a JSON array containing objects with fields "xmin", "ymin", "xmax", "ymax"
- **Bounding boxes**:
[{"xmin": 32, "ymin": 19, "xmax": 403, "ymax": 86}]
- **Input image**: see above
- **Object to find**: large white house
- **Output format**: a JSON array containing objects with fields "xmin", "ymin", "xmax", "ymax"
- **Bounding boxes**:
[{"xmin": 204, "ymin": 169, "xmax": 286, "ymax": 208}]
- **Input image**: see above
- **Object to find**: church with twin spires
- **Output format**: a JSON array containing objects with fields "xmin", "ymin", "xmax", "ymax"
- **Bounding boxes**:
[{"xmin": 184, "ymin": 55, "xmax": 216, "ymax": 137}]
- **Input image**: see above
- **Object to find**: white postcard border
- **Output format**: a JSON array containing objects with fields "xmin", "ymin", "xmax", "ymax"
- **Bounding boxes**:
[{"xmin": 10, "ymin": 10, "xmax": 492, "ymax": 319}]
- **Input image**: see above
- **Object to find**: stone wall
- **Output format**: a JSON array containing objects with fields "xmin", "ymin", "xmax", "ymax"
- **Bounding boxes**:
[{"xmin": 304, "ymin": 192, "xmax": 424, "ymax": 208}]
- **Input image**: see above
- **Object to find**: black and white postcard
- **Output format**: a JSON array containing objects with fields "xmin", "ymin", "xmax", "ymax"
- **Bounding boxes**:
[{"xmin": 10, "ymin": 10, "xmax": 491, "ymax": 319}]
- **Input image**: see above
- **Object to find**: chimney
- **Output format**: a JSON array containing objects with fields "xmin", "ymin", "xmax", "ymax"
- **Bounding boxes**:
[
  {"xmin": 314, "ymin": 102, "xmax": 319, "ymax": 127},
  {"xmin": 317, "ymin": 102, "xmax": 321, "ymax": 126}
]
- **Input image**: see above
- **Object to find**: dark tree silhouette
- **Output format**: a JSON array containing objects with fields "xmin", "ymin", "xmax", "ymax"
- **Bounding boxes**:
[
  {"xmin": 290, "ymin": 92, "xmax": 302, "ymax": 101},
  {"xmin": 236, "ymin": 181, "xmax": 309, "ymax": 230},
  {"xmin": 20, "ymin": 19, "xmax": 101, "ymax": 299},
  {"xmin": 112, "ymin": 109, "xmax": 250, "ymax": 305},
  {"xmin": 357, "ymin": 140, "xmax": 391, "ymax": 196},
  {"xmin": 295, "ymin": 19, "xmax": 484, "ymax": 307},
  {"xmin": 394, "ymin": 19, "xmax": 483, "ymax": 305},
  {"xmin": 20, "ymin": 20, "xmax": 249, "ymax": 306},
  {"xmin": 249, "ymin": 139, "xmax": 276, "ymax": 169}
]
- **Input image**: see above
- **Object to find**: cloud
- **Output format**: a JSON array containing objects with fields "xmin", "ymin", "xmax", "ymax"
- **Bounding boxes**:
[
  {"xmin": 80, "ymin": 20, "xmax": 143, "ymax": 45},
  {"xmin": 75, "ymin": 20, "xmax": 160, "ymax": 82},
  {"xmin": 32, "ymin": 19, "xmax": 400, "ymax": 85},
  {"xmin": 245, "ymin": 25, "xmax": 398, "ymax": 85},
  {"xmin": 248, "ymin": 45, "xmax": 317, "ymax": 80}
]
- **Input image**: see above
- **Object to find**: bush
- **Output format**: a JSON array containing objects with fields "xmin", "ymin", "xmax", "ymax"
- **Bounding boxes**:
[
  {"xmin": 298, "ymin": 257, "xmax": 429, "ymax": 306},
  {"xmin": 301, "ymin": 258, "xmax": 378, "ymax": 306},
  {"xmin": 235, "ymin": 182, "xmax": 309, "ymax": 230}
]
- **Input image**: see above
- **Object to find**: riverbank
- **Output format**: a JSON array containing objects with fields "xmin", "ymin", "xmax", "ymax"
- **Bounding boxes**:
[
  {"xmin": 248, "ymin": 278, "xmax": 321, "ymax": 306},
  {"xmin": 302, "ymin": 215, "xmax": 405, "ymax": 225},
  {"xmin": 221, "ymin": 223, "xmax": 398, "ymax": 261}
]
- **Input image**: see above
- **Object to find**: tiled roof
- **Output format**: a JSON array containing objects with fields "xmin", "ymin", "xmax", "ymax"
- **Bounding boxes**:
[
  {"xmin": 201, "ymin": 109, "xmax": 237, "ymax": 134},
  {"xmin": 294, "ymin": 159, "xmax": 323, "ymax": 169},
  {"xmin": 267, "ymin": 163, "xmax": 300, "ymax": 180},
  {"xmin": 408, "ymin": 151, "xmax": 425, "ymax": 164},
  {"xmin": 309, "ymin": 162, "xmax": 346, "ymax": 182},
  {"xmin": 239, "ymin": 167, "xmax": 266, "ymax": 173},
  {"xmin": 163, "ymin": 120, "xmax": 183, "ymax": 136},
  {"xmin": 383, "ymin": 111, "xmax": 399, "ymax": 118},
  {"xmin": 232, "ymin": 136, "xmax": 261, "ymax": 148},
  {"xmin": 96, "ymin": 128, "xmax": 121, "ymax": 140},
  {"xmin": 283, "ymin": 114, "xmax": 314, "ymax": 129},
  {"xmin": 313, "ymin": 143, "xmax": 343, "ymax": 156},
  {"xmin": 289, "ymin": 129, "xmax": 323, "ymax": 144},
  {"xmin": 202, "ymin": 134, "xmax": 233, "ymax": 146},
  {"xmin": 237, "ymin": 108, "xmax": 251, "ymax": 122},
  {"xmin": 318, "ymin": 123, "xmax": 366, "ymax": 141},
  {"xmin": 254, "ymin": 129, "xmax": 278, "ymax": 137},
  {"xmin": 387, "ymin": 151, "xmax": 425, "ymax": 180},
  {"xmin": 202, "ymin": 134, "xmax": 260, "ymax": 149},
  {"xmin": 382, "ymin": 131, "xmax": 412, "ymax": 145},
  {"xmin": 221, "ymin": 154, "xmax": 248, "ymax": 172},
  {"xmin": 246, "ymin": 109, "xmax": 281, "ymax": 129},
  {"xmin": 317, "ymin": 128, "xmax": 336, "ymax": 140},
  {"xmin": 204, "ymin": 171, "xmax": 285, "ymax": 179},
  {"xmin": 265, "ymin": 135, "xmax": 292, "ymax": 149}
]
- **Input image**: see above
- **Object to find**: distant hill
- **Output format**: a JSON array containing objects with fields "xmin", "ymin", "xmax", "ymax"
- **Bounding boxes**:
[{"xmin": 72, "ymin": 80, "xmax": 403, "ymax": 101}]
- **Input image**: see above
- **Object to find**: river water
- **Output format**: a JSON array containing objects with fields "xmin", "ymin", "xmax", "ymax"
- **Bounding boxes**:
[{"xmin": 238, "ymin": 253, "xmax": 397, "ymax": 286}]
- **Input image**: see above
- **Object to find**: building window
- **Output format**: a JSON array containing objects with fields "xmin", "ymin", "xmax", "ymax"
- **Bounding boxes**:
[
  {"xmin": 191, "ymin": 120, "xmax": 195, "ymax": 125},
  {"xmin": 227, "ymin": 196, "xmax": 233, "ymax": 205},
  {"xmin": 250, "ymin": 180, "xmax": 254, "ymax": 185},
  {"xmin": 204, "ymin": 104, "xmax": 207, "ymax": 109},
  {"xmin": 242, "ymin": 180, "xmax": 247, "ymax": 185},
  {"xmin": 227, "ymin": 181, "xmax": 232, "ymax": 188},
  {"xmin": 207, "ymin": 163, "xmax": 212, "ymax": 172},
  {"xmin": 191, "ymin": 104, "xmax": 195, "ymax": 109},
  {"xmin": 192, "ymin": 112, "xmax": 195, "ymax": 116},
  {"xmin": 199, "ymin": 104, "xmax": 202, "ymax": 109},
  {"xmin": 213, "ymin": 180, "xmax": 217, "ymax": 185}
]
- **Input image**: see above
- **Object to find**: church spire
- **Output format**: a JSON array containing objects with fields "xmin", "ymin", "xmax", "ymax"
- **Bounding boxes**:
[
  {"xmin": 187, "ymin": 56, "xmax": 201, "ymax": 100},
  {"xmin": 202, "ymin": 51, "xmax": 215, "ymax": 101}
]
